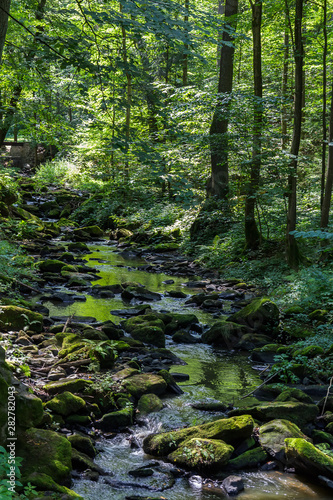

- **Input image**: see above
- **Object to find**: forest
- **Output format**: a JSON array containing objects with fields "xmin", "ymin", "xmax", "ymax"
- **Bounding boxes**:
[{"xmin": 1, "ymin": 0, "xmax": 333, "ymax": 499}]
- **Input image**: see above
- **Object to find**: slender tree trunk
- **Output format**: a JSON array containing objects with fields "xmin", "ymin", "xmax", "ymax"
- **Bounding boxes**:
[
  {"xmin": 321, "ymin": 79, "xmax": 333, "ymax": 229},
  {"xmin": 0, "ymin": 0, "xmax": 10, "ymax": 64},
  {"xmin": 208, "ymin": 0, "xmax": 239, "ymax": 199},
  {"xmin": 321, "ymin": 0, "xmax": 327, "ymax": 209},
  {"xmin": 120, "ymin": 3, "xmax": 131, "ymax": 180},
  {"xmin": 282, "ymin": 17, "xmax": 289, "ymax": 150},
  {"xmin": 183, "ymin": 0, "xmax": 189, "ymax": 86},
  {"xmin": 245, "ymin": 0, "xmax": 262, "ymax": 249},
  {"xmin": 287, "ymin": 0, "xmax": 304, "ymax": 268}
]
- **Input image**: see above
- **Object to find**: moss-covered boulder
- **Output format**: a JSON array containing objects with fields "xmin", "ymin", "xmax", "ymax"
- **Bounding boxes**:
[
  {"xmin": 202, "ymin": 320, "xmax": 249, "ymax": 347},
  {"xmin": 164, "ymin": 313, "xmax": 199, "ymax": 335},
  {"xmin": 227, "ymin": 298, "xmax": 279, "ymax": 334},
  {"xmin": 228, "ymin": 447, "xmax": 268, "ymax": 470},
  {"xmin": 275, "ymin": 388, "xmax": 314, "ymax": 404},
  {"xmin": 16, "ymin": 390, "xmax": 43, "ymax": 429},
  {"xmin": 71, "ymin": 448, "xmax": 104, "ymax": 474},
  {"xmin": 39, "ymin": 259, "xmax": 67, "ymax": 273},
  {"xmin": 73, "ymin": 225, "xmax": 104, "ymax": 238},
  {"xmin": 23, "ymin": 472, "xmax": 83, "ymax": 499},
  {"xmin": 143, "ymin": 415, "xmax": 254, "ymax": 457},
  {"xmin": 285, "ymin": 438, "xmax": 333, "ymax": 479},
  {"xmin": 251, "ymin": 343, "xmax": 280, "ymax": 363},
  {"xmin": 312, "ymin": 430, "xmax": 333, "ymax": 446},
  {"xmin": 121, "ymin": 286, "xmax": 162, "ymax": 302},
  {"xmin": 121, "ymin": 314, "xmax": 166, "ymax": 347},
  {"xmin": 95, "ymin": 408, "xmax": 133, "ymax": 430},
  {"xmin": 43, "ymin": 377, "xmax": 93, "ymax": 395},
  {"xmin": 168, "ymin": 438, "xmax": 234, "ymax": 471},
  {"xmin": 67, "ymin": 434, "xmax": 96, "ymax": 458},
  {"xmin": 259, "ymin": 419, "xmax": 309, "ymax": 462},
  {"xmin": 45, "ymin": 391, "xmax": 86, "ymax": 416},
  {"xmin": 0, "ymin": 306, "xmax": 43, "ymax": 333},
  {"xmin": 68, "ymin": 242, "xmax": 90, "ymax": 252},
  {"xmin": 123, "ymin": 373, "xmax": 168, "ymax": 399},
  {"xmin": 229, "ymin": 402, "xmax": 319, "ymax": 428},
  {"xmin": 18, "ymin": 428, "xmax": 72, "ymax": 484},
  {"xmin": 137, "ymin": 393, "xmax": 164, "ymax": 415}
]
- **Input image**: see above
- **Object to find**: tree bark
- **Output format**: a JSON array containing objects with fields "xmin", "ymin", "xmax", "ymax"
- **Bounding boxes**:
[
  {"xmin": 208, "ymin": 0, "xmax": 238, "ymax": 199},
  {"xmin": 286, "ymin": 0, "xmax": 304, "ymax": 268},
  {"xmin": 183, "ymin": 0, "xmax": 189, "ymax": 86},
  {"xmin": 245, "ymin": 0, "xmax": 262, "ymax": 250},
  {"xmin": 0, "ymin": 0, "xmax": 10, "ymax": 64},
  {"xmin": 321, "ymin": 78, "xmax": 333, "ymax": 229},
  {"xmin": 321, "ymin": 0, "xmax": 327, "ymax": 209},
  {"xmin": 281, "ymin": 16, "xmax": 289, "ymax": 150}
]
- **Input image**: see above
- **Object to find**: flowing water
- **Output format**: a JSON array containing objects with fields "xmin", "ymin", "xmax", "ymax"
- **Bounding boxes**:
[{"xmin": 43, "ymin": 243, "xmax": 332, "ymax": 499}]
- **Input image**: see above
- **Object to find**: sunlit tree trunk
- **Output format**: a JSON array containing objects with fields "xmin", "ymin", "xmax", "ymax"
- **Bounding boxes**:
[
  {"xmin": 120, "ymin": 3, "xmax": 131, "ymax": 180},
  {"xmin": 286, "ymin": 0, "xmax": 304, "ymax": 268},
  {"xmin": 245, "ymin": 0, "xmax": 262, "ymax": 250},
  {"xmin": 0, "ymin": 0, "xmax": 10, "ymax": 64},
  {"xmin": 183, "ymin": 0, "xmax": 189, "ymax": 86},
  {"xmin": 208, "ymin": 0, "xmax": 239, "ymax": 199}
]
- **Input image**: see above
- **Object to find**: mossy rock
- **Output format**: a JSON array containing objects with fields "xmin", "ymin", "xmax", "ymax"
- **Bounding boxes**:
[
  {"xmin": 227, "ymin": 298, "xmax": 279, "ymax": 334},
  {"xmin": 131, "ymin": 326, "xmax": 165, "ymax": 348},
  {"xmin": 67, "ymin": 242, "xmax": 90, "ymax": 252},
  {"xmin": 308, "ymin": 309, "xmax": 328, "ymax": 322},
  {"xmin": 259, "ymin": 419, "xmax": 309, "ymax": 461},
  {"xmin": 285, "ymin": 437, "xmax": 333, "ymax": 479},
  {"xmin": 275, "ymin": 388, "xmax": 314, "ymax": 404},
  {"xmin": 73, "ymin": 225, "xmax": 104, "ymax": 238},
  {"xmin": 121, "ymin": 314, "xmax": 165, "ymax": 333},
  {"xmin": 283, "ymin": 305, "xmax": 304, "ymax": 316},
  {"xmin": 0, "ymin": 306, "xmax": 43, "ymax": 333},
  {"xmin": 312, "ymin": 430, "xmax": 333, "ymax": 446},
  {"xmin": 39, "ymin": 259, "xmax": 67, "ymax": 273},
  {"xmin": 43, "ymin": 377, "xmax": 93, "ymax": 395},
  {"xmin": 18, "ymin": 428, "xmax": 72, "ymax": 484},
  {"xmin": 251, "ymin": 344, "xmax": 280, "ymax": 363},
  {"xmin": 45, "ymin": 391, "xmax": 86, "ymax": 417},
  {"xmin": 71, "ymin": 448, "xmax": 104, "ymax": 474},
  {"xmin": 164, "ymin": 313, "xmax": 199, "ymax": 335},
  {"xmin": 202, "ymin": 320, "xmax": 249, "ymax": 347},
  {"xmin": 137, "ymin": 394, "xmax": 164, "ymax": 415},
  {"xmin": 168, "ymin": 438, "xmax": 234, "ymax": 471},
  {"xmin": 65, "ymin": 414, "xmax": 91, "ymax": 425},
  {"xmin": 123, "ymin": 373, "xmax": 167, "ymax": 399},
  {"xmin": 68, "ymin": 434, "xmax": 96, "ymax": 458},
  {"xmin": 95, "ymin": 408, "xmax": 133, "ymax": 430},
  {"xmin": 16, "ymin": 390, "xmax": 43, "ymax": 429},
  {"xmin": 292, "ymin": 345, "xmax": 324, "ymax": 358},
  {"xmin": 23, "ymin": 472, "xmax": 83, "ymax": 499},
  {"xmin": 229, "ymin": 402, "xmax": 319, "ymax": 428},
  {"xmin": 284, "ymin": 325, "xmax": 314, "ymax": 340},
  {"xmin": 143, "ymin": 415, "xmax": 254, "ymax": 457},
  {"xmin": 228, "ymin": 447, "xmax": 268, "ymax": 470}
]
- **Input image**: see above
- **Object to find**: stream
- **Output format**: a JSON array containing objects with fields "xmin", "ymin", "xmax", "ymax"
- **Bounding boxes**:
[{"xmin": 39, "ymin": 242, "xmax": 332, "ymax": 499}]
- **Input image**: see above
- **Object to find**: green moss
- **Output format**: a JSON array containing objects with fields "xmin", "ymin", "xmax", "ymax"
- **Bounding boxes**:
[
  {"xmin": 39, "ymin": 259, "xmax": 67, "ymax": 273},
  {"xmin": 227, "ymin": 297, "xmax": 279, "ymax": 333},
  {"xmin": 229, "ymin": 447, "xmax": 268, "ymax": 469},
  {"xmin": 168, "ymin": 438, "xmax": 234, "ymax": 470},
  {"xmin": 275, "ymin": 389, "xmax": 314, "ymax": 404},
  {"xmin": 96, "ymin": 408, "xmax": 133, "ymax": 430},
  {"xmin": 18, "ymin": 428, "xmax": 72, "ymax": 484},
  {"xmin": 292, "ymin": 345, "xmax": 324, "ymax": 358},
  {"xmin": 122, "ymin": 373, "xmax": 167, "ymax": 399},
  {"xmin": 43, "ymin": 377, "xmax": 93, "ymax": 395},
  {"xmin": 23, "ymin": 472, "xmax": 83, "ymax": 499},
  {"xmin": 285, "ymin": 438, "xmax": 333, "ymax": 478},
  {"xmin": 143, "ymin": 415, "xmax": 254, "ymax": 457},
  {"xmin": 68, "ymin": 434, "xmax": 96, "ymax": 458},
  {"xmin": 259, "ymin": 419, "xmax": 308, "ymax": 459},
  {"xmin": 202, "ymin": 320, "xmax": 248, "ymax": 346},
  {"xmin": 0, "ymin": 306, "xmax": 43, "ymax": 333},
  {"xmin": 45, "ymin": 391, "xmax": 86, "ymax": 416},
  {"xmin": 137, "ymin": 393, "xmax": 163, "ymax": 415}
]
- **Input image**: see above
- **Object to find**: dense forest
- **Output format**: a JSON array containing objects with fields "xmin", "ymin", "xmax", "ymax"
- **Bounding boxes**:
[{"xmin": 1, "ymin": 0, "xmax": 333, "ymax": 499}]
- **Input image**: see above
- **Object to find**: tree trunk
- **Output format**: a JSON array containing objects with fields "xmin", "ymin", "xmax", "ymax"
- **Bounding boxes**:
[
  {"xmin": 208, "ymin": 0, "xmax": 239, "ymax": 199},
  {"xmin": 321, "ymin": 78, "xmax": 333, "ymax": 229},
  {"xmin": 245, "ymin": 0, "xmax": 262, "ymax": 250},
  {"xmin": 183, "ymin": 0, "xmax": 189, "ymax": 86},
  {"xmin": 281, "ymin": 16, "xmax": 289, "ymax": 150},
  {"xmin": 0, "ymin": 0, "xmax": 10, "ymax": 64},
  {"xmin": 321, "ymin": 0, "xmax": 327, "ymax": 209},
  {"xmin": 120, "ymin": 3, "xmax": 131, "ymax": 180},
  {"xmin": 286, "ymin": 0, "xmax": 304, "ymax": 268}
]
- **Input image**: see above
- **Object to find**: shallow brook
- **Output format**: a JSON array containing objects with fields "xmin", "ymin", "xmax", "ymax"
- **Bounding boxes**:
[{"xmin": 41, "ymin": 243, "xmax": 331, "ymax": 499}]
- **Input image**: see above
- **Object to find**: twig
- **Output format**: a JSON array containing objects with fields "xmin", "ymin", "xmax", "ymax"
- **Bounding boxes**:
[
  {"xmin": 62, "ymin": 315, "xmax": 74, "ymax": 332},
  {"xmin": 241, "ymin": 369, "xmax": 282, "ymax": 400},
  {"xmin": 321, "ymin": 375, "xmax": 333, "ymax": 416}
]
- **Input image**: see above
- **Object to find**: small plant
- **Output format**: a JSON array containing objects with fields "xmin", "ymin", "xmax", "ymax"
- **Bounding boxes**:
[{"xmin": 0, "ymin": 446, "xmax": 38, "ymax": 499}]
